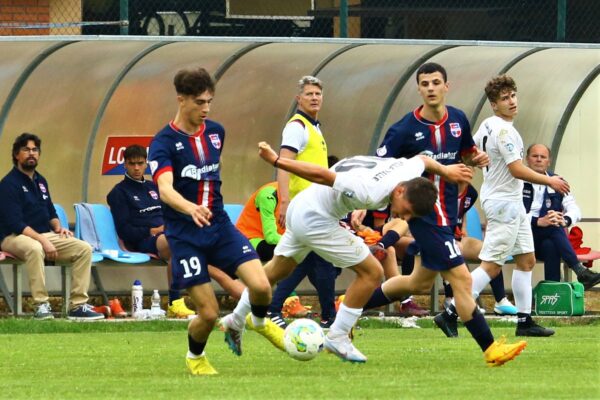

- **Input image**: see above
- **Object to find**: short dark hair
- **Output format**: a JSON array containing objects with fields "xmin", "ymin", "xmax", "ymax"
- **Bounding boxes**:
[
  {"xmin": 12, "ymin": 132, "xmax": 41, "ymax": 166},
  {"xmin": 173, "ymin": 67, "xmax": 215, "ymax": 96},
  {"xmin": 124, "ymin": 144, "xmax": 147, "ymax": 161},
  {"xmin": 402, "ymin": 177, "xmax": 438, "ymax": 217},
  {"xmin": 485, "ymin": 74, "xmax": 517, "ymax": 102},
  {"xmin": 416, "ymin": 62, "xmax": 447, "ymax": 83}
]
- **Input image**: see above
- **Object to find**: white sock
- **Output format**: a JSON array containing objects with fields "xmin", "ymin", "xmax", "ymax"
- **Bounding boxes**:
[
  {"xmin": 187, "ymin": 351, "xmax": 204, "ymax": 359},
  {"xmin": 471, "ymin": 267, "xmax": 492, "ymax": 299},
  {"xmin": 329, "ymin": 303, "xmax": 362, "ymax": 337},
  {"xmin": 512, "ymin": 270, "xmax": 532, "ymax": 314},
  {"xmin": 251, "ymin": 314, "xmax": 265, "ymax": 328},
  {"xmin": 230, "ymin": 288, "xmax": 251, "ymax": 329}
]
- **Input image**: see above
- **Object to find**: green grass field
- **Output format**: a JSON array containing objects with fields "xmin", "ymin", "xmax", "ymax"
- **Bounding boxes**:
[{"xmin": 0, "ymin": 318, "xmax": 598, "ymax": 400}]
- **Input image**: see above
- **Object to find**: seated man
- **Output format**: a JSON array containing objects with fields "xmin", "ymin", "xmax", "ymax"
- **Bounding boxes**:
[
  {"xmin": 107, "ymin": 145, "xmax": 244, "ymax": 318},
  {"xmin": 0, "ymin": 133, "xmax": 103, "ymax": 320},
  {"xmin": 523, "ymin": 143, "xmax": 600, "ymax": 289}
]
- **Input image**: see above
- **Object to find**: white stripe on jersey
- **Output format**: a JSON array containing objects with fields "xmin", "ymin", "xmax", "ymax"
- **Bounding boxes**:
[
  {"xmin": 194, "ymin": 136, "xmax": 206, "ymax": 164},
  {"xmin": 194, "ymin": 135, "xmax": 209, "ymax": 206},
  {"xmin": 201, "ymin": 181, "xmax": 210, "ymax": 206}
]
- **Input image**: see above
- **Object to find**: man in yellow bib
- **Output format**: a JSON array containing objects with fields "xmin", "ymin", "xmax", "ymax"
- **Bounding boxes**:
[{"xmin": 271, "ymin": 76, "xmax": 339, "ymax": 328}]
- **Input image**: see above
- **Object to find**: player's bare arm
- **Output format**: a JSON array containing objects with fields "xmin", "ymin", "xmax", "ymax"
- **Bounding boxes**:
[
  {"xmin": 258, "ymin": 141, "xmax": 336, "ymax": 186},
  {"xmin": 156, "ymin": 171, "xmax": 213, "ymax": 227},
  {"xmin": 507, "ymin": 160, "xmax": 570, "ymax": 194},
  {"xmin": 417, "ymin": 155, "xmax": 473, "ymax": 184},
  {"xmin": 463, "ymin": 148, "xmax": 490, "ymax": 168},
  {"xmin": 276, "ymin": 147, "xmax": 296, "ymax": 228}
]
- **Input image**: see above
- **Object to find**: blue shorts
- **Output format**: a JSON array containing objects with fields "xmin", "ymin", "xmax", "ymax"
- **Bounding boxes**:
[
  {"xmin": 167, "ymin": 218, "xmax": 258, "ymax": 290},
  {"xmin": 132, "ymin": 235, "xmax": 160, "ymax": 255},
  {"xmin": 408, "ymin": 218, "xmax": 464, "ymax": 271}
]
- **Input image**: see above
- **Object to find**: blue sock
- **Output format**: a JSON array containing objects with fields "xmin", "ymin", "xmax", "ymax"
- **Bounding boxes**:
[
  {"xmin": 364, "ymin": 286, "xmax": 392, "ymax": 310},
  {"xmin": 443, "ymin": 281, "xmax": 454, "ymax": 298},
  {"xmin": 188, "ymin": 334, "xmax": 206, "ymax": 356},
  {"xmin": 168, "ymin": 289, "xmax": 180, "ymax": 305},
  {"xmin": 464, "ymin": 308, "xmax": 494, "ymax": 352},
  {"xmin": 489, "ymin": 272, "xmax": 506, "ymax": 302},
  {"xmin": 251, "ymin": 304, "xmax": 269, "ymax": 318}
]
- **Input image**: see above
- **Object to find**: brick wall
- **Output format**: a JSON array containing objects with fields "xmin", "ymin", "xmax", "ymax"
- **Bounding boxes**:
[
  {"xmin": 0, "ymin": 0, "xmax": 82, "ymax": 36},
  {"xmin": 0, "ymin": 0, "xmax": 50, "ymax": 36}
]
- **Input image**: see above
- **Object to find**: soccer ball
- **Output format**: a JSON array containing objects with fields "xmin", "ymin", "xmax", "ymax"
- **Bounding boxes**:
[{"xmin": 283, "ymin": 318, "xmax": 325, "ymax": 361}]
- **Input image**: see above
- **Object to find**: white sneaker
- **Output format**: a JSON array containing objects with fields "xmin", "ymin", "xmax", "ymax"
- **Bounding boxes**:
[
  {"xmin": 494, "ymin": 297, "xmax": 517, "ymax": 315},
  {"xmin": 324, "ymin": 334, "xmax": 367, "ymax": 363}
]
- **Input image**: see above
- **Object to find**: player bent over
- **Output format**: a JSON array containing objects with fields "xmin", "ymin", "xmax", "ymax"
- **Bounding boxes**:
[
  {"xmin": 261, "ymin": 143, "xmax": 525, "ymax": 365},
  {"xmin": 224, "ymin": 142, "xmax": 510, "ymax": 365}
]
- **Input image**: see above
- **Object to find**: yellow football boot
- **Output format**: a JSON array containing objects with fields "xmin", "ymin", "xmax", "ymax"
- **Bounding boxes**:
[
  {"xmin": 167, "ymin": 298, "xmax": 195, "ymax": 319},
  {"xmin": 484, "ymin": 336, "xmax": 527, "ymax": 367},
  {"xmin": 186, "ymin": 355, "xmax": 218, "ymax": 375},
  {"xmin": 245, "ymin": 314, "xmax": 285, "ymax": 351}
]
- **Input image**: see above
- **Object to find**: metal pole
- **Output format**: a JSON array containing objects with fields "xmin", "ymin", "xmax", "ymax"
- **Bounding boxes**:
[
  {"xmin": 556, "ymin": 0, "xmax": 566, "ymax": 42},
  {"xmin": 339, "ymin": 0, "xmax": 348, "ymax": 38},
  {"xmin": 120, "ymin": 0, "xmax": 129, "ymax": 35}
]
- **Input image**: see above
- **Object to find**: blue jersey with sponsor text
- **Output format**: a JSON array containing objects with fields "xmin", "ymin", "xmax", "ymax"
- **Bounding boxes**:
[
  {"xmin": 148, "ymin": 120, "xmax": 226, "ymax": 229},
  {"xmin": 376, "ymin": 105, "xmax": 476, "ymax": 227}
]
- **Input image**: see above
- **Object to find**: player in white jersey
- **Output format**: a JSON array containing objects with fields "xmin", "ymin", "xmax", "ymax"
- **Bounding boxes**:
[
  {"xmin": 250, "ymin": 142, "xmax": 470, "ymax": 363},
  {"xmin": 222, "ymin": 141, "xmax": 523, "ymax": 368},
  {"xmin": 436, "ymin": 74, "xmax": 570, "ymax": 337}
]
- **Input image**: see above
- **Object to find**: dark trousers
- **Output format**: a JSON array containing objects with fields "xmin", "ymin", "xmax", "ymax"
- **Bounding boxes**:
[
  {"xmin": 268, "ymin": 251, "xmax": 340, "ymax": 321},
  {"xmin": 532, "ymin": 225, "xmax": 579, "ymax": 282}
]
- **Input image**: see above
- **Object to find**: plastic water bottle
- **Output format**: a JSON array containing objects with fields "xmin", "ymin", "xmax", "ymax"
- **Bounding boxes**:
[
  {"xmin": 131, "ymin": 280, "xmax": 143, "ymax": 317},
  {"xmin": 150, "ymin": 289, "xmax": 162, "ymax": 318}
]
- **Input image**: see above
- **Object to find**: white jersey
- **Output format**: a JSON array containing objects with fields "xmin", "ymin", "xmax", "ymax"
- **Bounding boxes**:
[
  {"xmin": 281, "ymin": 119, "xmax": 323, "ymax": 153},
  {"xmin": 292, "ymin": 155, "xmax": 425, "ymax": 221},
  {"xmin": 473, "ymin": 115, "xmax": 524, "ymax": 202}
]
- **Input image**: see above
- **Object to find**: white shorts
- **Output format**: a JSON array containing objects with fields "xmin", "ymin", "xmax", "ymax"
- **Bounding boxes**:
[
  {"xmin": 274, "ymin": 204, "xmax": 370, "ymax": 268},
  {"xmin": 479, "ymin": 199, "xmax": 534, "ymax": 265}
]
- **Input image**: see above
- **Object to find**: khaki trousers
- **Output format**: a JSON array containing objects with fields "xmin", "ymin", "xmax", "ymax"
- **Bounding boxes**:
[{"xmin": 1, "ymin": 232, "xmax": 92, "ymax": 308}]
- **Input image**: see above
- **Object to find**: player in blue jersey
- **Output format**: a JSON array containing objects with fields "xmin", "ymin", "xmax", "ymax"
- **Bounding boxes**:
[
  {"xmin": 108, "ymin": 144, "xmax": 244, "ymax": 318},
  {"xmin": 364, "ymin": 63, "xmax": 515, "ymax": 357},
  {"xmin": 442, "ymin": 183, "xmax": 517, "ymax": 316},
  {"xmin": 148, "ymin": 67, "xmax": 282, "ymax": 376}
]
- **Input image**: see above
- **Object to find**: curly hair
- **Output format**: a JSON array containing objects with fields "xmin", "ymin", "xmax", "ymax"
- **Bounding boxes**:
[{"xmin": 485, "ymin": 74, "xmax": 517, "ymax": 102}]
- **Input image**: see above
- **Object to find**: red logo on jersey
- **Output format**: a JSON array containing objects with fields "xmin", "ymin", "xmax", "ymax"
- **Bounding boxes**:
[
  {"xmin": 450, "ymin": 123, "xmax": 462, "ymax": 138},
  {"xmin": 149, "ymin": 190, "xmax": 158, "ymax": 200},
  {"xmin": 209, "ymin": 134, "xmax": 221, "ymax": 149}
]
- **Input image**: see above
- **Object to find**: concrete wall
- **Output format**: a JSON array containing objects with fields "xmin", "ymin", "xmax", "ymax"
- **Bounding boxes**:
[{"xmin": 0, "ymin": 37, "xmax": 598, "ymax": 294}]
